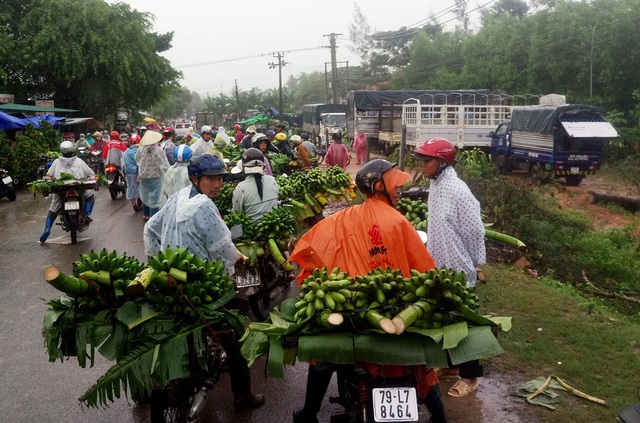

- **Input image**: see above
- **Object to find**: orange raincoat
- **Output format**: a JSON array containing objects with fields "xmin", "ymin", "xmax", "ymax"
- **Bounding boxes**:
[{"xmin": 288, "ymin": 173, "xmax": 439, "ymax": 396}]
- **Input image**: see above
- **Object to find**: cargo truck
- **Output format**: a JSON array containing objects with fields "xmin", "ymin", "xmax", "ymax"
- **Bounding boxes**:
[
  {"xmin": 346, "ymin": 90, "xmax": 511, "ymax": 151},
  {"xmin": 302, "ymin": 103, "xmax": 347, "ymax": 144},
  {"xmin": 489, "ymin": 103, "xmax": 618, "ymax": 185}
]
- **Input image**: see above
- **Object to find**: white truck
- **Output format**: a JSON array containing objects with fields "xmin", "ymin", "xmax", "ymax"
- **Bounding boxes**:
[
  {"xmin": 302, "ymin": 103, "xmax": 347, "ymax": 145},
  {"xmin": 346, "ymin": 90, "xmax": 512, "ymax": 150}
]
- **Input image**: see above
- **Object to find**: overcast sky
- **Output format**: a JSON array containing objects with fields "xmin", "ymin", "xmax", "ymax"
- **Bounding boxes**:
[{"xmin": 107, "ymin": 0, "xmax": 488, "ymax": 97}]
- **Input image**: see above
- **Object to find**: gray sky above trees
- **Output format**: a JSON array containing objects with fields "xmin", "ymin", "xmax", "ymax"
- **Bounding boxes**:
[{"xmin": 108, "ymin": 0, "xmax": 482, "ymax": 95}]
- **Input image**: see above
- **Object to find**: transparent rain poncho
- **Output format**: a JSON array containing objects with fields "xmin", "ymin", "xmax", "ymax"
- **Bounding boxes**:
[
  {"xmin": 144, "ymin": 185, "xmax": 238, "ymax": 275},
  {"xmin": 163, "ymin": 162, "xmax": 191, "ymax": 198},
  {"xmin": 46, "ymin": 156, "xmax": 95, "ymax": 212}
]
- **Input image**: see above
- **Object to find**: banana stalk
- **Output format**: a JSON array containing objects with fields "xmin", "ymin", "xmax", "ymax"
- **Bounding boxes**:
[
  {"xmin": 44, "ymin": 266, "xmax": 90, "ymax": 296},
  {"xmin": 484, "ymin": 229, "xmax": 526, "ymax": 251},
  {"xmin": 267, "ymin": 238, "xmax": 295, "ymax": 271}
]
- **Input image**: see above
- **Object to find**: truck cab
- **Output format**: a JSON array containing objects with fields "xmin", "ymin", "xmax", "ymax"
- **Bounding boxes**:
[{"xmin": 319, "ymin": 112, "xmax": 346, "ymax": 143}]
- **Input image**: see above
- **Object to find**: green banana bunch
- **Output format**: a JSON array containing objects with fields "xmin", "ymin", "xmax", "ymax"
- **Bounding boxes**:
[
  {"xmin": 396, "ymin": 198, "xmax": 429, "ymax": 231},
  {"xmin": 292, "ymin": 266, "xmax": 480, "ymax": 332},
  {"xmin": 224, "ymin": 211, "xmax": 255, "ymax": 240},
  {"xmin": 213, "ymin": 183, "xmax": 235, "ymax": 214},
  {"xmin": 144, "ymin": 246, "xmax": 235, "ymax": 320},
  {"xmin": 69, "ymin": 248, "xmax": 145, "ymax": 311},
  {"xmin": 255, "ymin": 207, "xmax": 295, "ymax": 241}
]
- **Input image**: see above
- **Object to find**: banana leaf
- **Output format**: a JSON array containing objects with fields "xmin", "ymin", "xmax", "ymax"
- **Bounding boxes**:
[
  {"xmin": 447, "ymin": 326, "xmax": 504, "ymax": 366},
  {"xmin": 267, "ymin": 336, "xmax": 286, "ymax": 378},
  {"xmin": 81, "ymin": 323, "xmax": 205, "ymax": 408},
  {"xmin": 442, "ymin": 321, "xmax": 468, "ymax": 349}
]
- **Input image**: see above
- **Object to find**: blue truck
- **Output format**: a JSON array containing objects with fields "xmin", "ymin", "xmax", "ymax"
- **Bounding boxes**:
[{"xmin": 489, "ymin": 103, "xmax": 618, "ymax": 185}]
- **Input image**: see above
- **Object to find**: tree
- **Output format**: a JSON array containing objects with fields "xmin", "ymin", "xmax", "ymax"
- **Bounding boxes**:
[{"xmin": 1, "ymin": 0, "xmax": 180, "ymax": 120}]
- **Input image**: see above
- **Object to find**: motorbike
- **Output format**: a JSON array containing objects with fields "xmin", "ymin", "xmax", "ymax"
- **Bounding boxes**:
[
  {"xmin": 50, "ymin": 180, "xmax": 95, "ymax": 244},
  {"xmin": 328, "ymin": 364, "xmax": 422, "ymax": 423},
  {"xmin": 231, "ymin": 224, "xmax": 295, "ymax": 321},
  {"xmin": 0, "ymin": 168, "xmax": 18, "ymax": 201},
  {"xmin": 618, "ymin": 387, "xmax": 640, "ymax": 423},
  {"xmin": 146, "ymin": 327, "xmax": 231, "ymax": 423},
  {"xmin": 76, "ymin": 146, "xmax": 88, "ymax": 164},
  {"xmin": 35, "ymin": 153, "xmax": 56, "ymax": 181},
  {"xmin": 89, "ymin": 150, "xmax": 105, "ymax": 176},
  {"xmin": 105, "ymin": 163, "xmax": 127, "ymax": 200}
]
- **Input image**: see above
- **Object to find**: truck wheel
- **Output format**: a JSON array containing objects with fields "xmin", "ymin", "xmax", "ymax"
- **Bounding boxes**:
[{"xmin": 565, "ymin": 175, "xmax": 583, "ymax": 186}]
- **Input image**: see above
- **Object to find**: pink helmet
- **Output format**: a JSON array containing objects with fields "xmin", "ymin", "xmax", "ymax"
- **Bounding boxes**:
[{"xmin": 412, "ymin": 137, "xmax": 457, "ymax": 166}]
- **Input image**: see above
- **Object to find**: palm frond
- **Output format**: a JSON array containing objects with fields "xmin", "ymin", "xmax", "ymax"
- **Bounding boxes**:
[{"xmin": 81, "ymin": 323, "xmax": 205, "ymax": 408}]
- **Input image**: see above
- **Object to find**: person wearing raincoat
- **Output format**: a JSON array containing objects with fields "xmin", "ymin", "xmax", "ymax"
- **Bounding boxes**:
[
  {"xmin": 135, "ymin": 131, "xmax": 170, "ymax": 220},
  {"xmin": 123, "ymin": 134, "xmax": 142, "ymax": 212},
  {"xmin": 324, "ymin": 132, "xmax": 349, "ymax": 170},
  {"xmin": 143, "ymin": 153, "xmax": 266, "ymax": 413},
  {"xmin": 289, "ymin": 159, "xmax": 447, "ymax": 423},
  {"xmin": 190, "ymin": 125, "xmax": 214, "ymax": 156},
  {"xmin": 352, "ymin": 129, "xmax": 367, "ymax": 165},
  {"xmin": 208, "ymin": 131, "xmax": 229, "ymax": 163},
  {"xmin": 163, "ymin": 144, "xmax": 193, "ymax": 198}
]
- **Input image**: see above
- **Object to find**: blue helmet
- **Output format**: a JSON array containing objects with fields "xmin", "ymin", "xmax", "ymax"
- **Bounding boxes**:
[
  {"xmin": 188, "ymin": 154, "xmax": 228, "ymax": 178},
  {"xmin": 173, "ymin": 144, "xmax": 192, "ymax": 162},
  {"xmin": 266, "ymin": 129, "xmax": 275, "ymax": 137}
]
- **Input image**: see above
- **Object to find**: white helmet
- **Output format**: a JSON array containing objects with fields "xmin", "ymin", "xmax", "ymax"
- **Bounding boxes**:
[
  {"xmin": 200, "ymin": 125, "xmax": 213, "ymax": 134},
  {"xmin": 60, "ymin": 141, "xmax": 76, "ymax": 155}
]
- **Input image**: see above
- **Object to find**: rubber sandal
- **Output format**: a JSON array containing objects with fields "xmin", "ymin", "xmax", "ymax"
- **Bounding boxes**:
[
  {"xmin": 447, "ymin": 380, "xmax": 478, "ymax": 398},
  {"xmin": 435, "ymin": 368, "xmax": 460, "ymax": 380}
]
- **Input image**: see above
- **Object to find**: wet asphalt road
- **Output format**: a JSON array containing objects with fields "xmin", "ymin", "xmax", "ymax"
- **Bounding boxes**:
[{"xmin": 0, "ymin": 188, "xmax": 342, "ymax": 423}]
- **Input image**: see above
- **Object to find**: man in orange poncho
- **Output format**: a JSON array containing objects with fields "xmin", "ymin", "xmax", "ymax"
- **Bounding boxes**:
[{"xmin": 289, "ymin": 159, "xmax": 447, "ymax": 423}]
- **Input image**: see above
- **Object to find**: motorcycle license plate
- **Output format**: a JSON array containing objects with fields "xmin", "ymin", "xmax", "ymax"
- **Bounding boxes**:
[
  {"xmin": 64, "ymin": 201, "xmax": 80, "ymax": 211},
  {"xmin": 235, "ymin": 267, "xmax": 261, "ymax": 288},
  {"xmin": 372, "ymin": 387, "xmax": 419, "ymax": 422},
  {"xmin": 570, "ymin": 167, "xmax": 580, "ymax": 175},
  {"xmin": 2, "ymin": 176, "xmax": 12, "ymax": 184}
]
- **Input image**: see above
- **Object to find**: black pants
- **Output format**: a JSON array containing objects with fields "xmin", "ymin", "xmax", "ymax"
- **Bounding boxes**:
[
  {"xmin": 220, "ymin": 338, "xmax": 253, "ymax": 401},
  {"xmin": 450, "ymin": 359, "xmax": 484, "ymax": 379}
]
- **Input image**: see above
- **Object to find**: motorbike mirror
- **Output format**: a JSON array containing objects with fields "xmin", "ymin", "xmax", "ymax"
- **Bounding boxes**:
[
  {"xmin": 229, "ymin": 224, "xmax": 243, "ymax": 239},
  {"xmin": 416, "ymin": 230, "xmax": 428, "ymax": 245}
]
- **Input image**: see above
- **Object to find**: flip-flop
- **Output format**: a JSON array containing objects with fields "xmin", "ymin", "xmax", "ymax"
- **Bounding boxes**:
[
  {"xmin": 447, "ymin": 380, "xmax": 478, "ymax": 398},
  {"xmin": 435, "ymin": 368, "xmax": 460, "ymax": 380}
]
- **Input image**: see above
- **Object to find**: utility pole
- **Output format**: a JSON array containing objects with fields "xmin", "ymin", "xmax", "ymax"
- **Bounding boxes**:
[
  {"xmin": 325, "ymin": 60, "xmax": 349, "ymax": 103},
  {"xmin": 235, "ymin": 80, "xmax": 240, "ymax": 120},
  {"xmin": 268, "ymin": 52, "xmax": 288, "ymax": 122},
  {"xmin": 323, "ymin": 33, "xmax": 341, "ymax": 104}
]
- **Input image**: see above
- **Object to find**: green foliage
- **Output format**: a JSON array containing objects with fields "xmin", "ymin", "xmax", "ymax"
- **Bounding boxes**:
[
  {"xmin": 0, "ymin": 131, "xmax": 12, "ymax": 171},
  {"xmin": 4, "ymin": 0, "xmax": 180, "ymax": 119},
  {"xmin": 456, "ymin": 157, "xmax": 640, "ymax": 308},
  {"xmin": 11, "ymin": 124, "xmax": 51, "ymax": 183}
]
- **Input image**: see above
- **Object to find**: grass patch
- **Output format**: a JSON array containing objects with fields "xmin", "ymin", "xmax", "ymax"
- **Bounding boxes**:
[{"xmin": 477, "ymin": 264, "xmax": 640, "ymax": 422}]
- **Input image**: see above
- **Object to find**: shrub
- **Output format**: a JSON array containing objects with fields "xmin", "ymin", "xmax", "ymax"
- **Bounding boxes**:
[
  {"xmin": 0, "ymin": 131, "xmax": 11, "ymax": 171},
  {"xmin": 11, "ymin": 124, "xmax": 50, "ymax": 184}
]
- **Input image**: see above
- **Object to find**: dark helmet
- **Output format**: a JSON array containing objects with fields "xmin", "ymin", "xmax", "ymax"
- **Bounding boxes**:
[
  {"xmin": 241, "ymin": 147, "xmax": 265, "ymax": 175},
  {"xmin": 276, "ymin": 122, "xmax": 285, "ymax": 129},
  {"xmin": 187, "ymin": 153, "xmax": 228, "ymax": 178},
  {"xmin": 355, "ymin": 159, "xmax": 397, "ymax": 196},
  {"xmin": 300, "ymin": 133, "xmax": 310, "ymax": 140}
]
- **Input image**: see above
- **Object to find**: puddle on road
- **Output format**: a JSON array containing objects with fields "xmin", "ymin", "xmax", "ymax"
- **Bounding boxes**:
[{"xmin": 441, "ymin": 372, "xmax": 529, "ymax": 423}]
